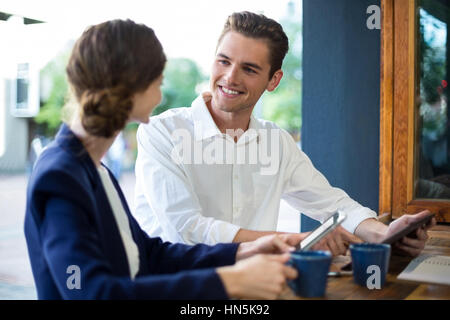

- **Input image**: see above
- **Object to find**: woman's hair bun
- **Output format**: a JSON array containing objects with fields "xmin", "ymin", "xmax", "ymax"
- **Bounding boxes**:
[{"xmin": 80, "ymin": 88, "xmax": 132, "ymax": 138}]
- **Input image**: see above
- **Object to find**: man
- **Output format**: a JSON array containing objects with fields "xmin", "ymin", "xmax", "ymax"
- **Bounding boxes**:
[{"xmin": 133, "ymin": 11, "xmax": 434, "ymax": 256}]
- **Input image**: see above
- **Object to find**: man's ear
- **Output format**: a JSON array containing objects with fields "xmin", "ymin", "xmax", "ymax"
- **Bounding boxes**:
[{"xmin": 266, "ymin": 70, "xmax": 283, "ymax": 92}]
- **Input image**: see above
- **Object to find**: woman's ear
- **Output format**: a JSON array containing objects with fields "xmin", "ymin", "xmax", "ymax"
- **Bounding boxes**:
[{"xmin": 266, "ymin": 70, "xmax": 284, "ymax": 92}]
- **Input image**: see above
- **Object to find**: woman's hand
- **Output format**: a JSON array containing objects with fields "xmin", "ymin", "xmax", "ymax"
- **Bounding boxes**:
[
  {"xmin": 217, "ymin": 253, "xmax": 297, "ymax": 300},
  {"xmin": 235, "ymin": 233, "xmax": 306, "ymax": 261}
]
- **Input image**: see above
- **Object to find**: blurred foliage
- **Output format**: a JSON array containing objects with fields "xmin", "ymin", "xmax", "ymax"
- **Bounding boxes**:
[
  {"xmin": 34, "ymin": 3, "xmax": 302, "ymax": 144},
  {"xmin": 34, "ymin": 50, "xmax": 70, "ymax": 136},
  {"xmin": 262, "ymin": 4, "xmax": 302, "ymax": 136},
  {"xmin": 418, "ymin": 8, "xmax": 446, "ymax": 105},
  {"xmin": 35, "ymin": 55, "xmax": 205, "ymax": 137},
  {"xmin": 152, "ymin": 58, "xmax": 205, "ymax": 115}
]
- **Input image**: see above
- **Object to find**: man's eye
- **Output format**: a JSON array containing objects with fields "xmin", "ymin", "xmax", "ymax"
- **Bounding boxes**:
[
  {"xmin": 244, "ymin": 67, "xmax": 256, "ymax": 74},
  {"xmin": 218, "ymin": 60, "xmax": 229, "ymax": 65}
]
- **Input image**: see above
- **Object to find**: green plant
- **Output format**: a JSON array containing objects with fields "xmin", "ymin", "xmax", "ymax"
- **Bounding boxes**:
[
  {"xmin": 262, "ymin": 5, "xmax": 302, "ymax": 136},
  {"xmin": 34, "ymin": 50, "xmax": 70, "ymax": 136},
  {"xmin": 152, "ymin": 58, "xmax": 205, "ymax": 115}
]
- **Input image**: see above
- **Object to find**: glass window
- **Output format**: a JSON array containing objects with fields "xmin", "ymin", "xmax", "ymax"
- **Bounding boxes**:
[
  {"xmin": 16, "ymin": 63, "xmax": 29, "ymax": 109},
  {"xmin": 415, "ymin": 0, "xmax": 450, "ymax": 199}
]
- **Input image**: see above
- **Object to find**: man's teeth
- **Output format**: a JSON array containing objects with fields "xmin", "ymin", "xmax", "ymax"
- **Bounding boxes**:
[{"xmin": 222, "ymin": 87, "xmax": 240, "ymax": 95}]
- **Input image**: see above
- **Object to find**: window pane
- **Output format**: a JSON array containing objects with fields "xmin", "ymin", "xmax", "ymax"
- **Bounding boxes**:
[
  {"xmin": 16, "ymin": 63, "xmax": 29, "ymax": 109},
  {"xmin": 415, "ymin": 0, "xmax": 450, "ymax": 199}
]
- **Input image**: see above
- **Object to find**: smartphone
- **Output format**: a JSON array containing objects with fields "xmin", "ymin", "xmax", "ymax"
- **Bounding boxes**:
[
  {"xmin": 340, "ymin": 212, "xmax": 436, "ymax": 272},
  {"xmin": 298, "ymin": 211, "xmax": 347, "ymax": 251},
  {"xmin": 380, "ymin": 212, "xmax": 435, "ymax": 244}
]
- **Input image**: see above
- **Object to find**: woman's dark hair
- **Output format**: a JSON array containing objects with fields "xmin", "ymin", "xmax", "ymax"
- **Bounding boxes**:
[{"xmin": 66, "ymin": 19, "xmax": 166, "ymax": 138}]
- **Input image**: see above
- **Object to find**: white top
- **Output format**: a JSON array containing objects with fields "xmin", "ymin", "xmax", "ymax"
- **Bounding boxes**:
[
  {"xmin": 97, "ymin": 166, "xmax": 140, "ymax": 279},
  {"xmin": 133, "ymin": 93, "xmax": 377, "ymax": 245}
]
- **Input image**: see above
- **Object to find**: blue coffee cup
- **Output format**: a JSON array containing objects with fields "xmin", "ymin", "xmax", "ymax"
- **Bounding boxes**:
[
  {"xmin": 287, "ymin": 251, "xmax": 332, "ymax": 298},
  {"xmin": 350, "ymin": 243, "xmax": 391, "ymax": 288}
]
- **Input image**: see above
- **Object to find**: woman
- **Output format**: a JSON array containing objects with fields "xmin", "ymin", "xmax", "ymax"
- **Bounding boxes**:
[{"xmin": 24, "ymin": 19, "xmax": 299, "ymax": 300}]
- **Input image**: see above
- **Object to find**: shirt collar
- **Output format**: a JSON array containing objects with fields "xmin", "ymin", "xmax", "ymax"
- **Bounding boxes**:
[
  {"xmin": 191, "ymin": 93, "xmax": 222, "ymax": 141},
  {"xmin": 244, "ymin": 115, "xmax": 262, "ymax": 144},
  {"xmin": 191, "ymin": 92, "xmax": 262, "ymax": 144}
]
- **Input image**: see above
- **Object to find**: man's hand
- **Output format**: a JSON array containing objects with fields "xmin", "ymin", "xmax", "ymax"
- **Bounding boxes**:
[
  {"xmin": 385, "ymin": 210, "xmax": 436, "ymax": 257},
  {"xmin": 310, "ymin": 226, "xmax": 363, "ymax": 256}
]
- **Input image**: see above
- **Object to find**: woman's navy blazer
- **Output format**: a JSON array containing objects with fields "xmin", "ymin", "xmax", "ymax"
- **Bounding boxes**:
[{"xmin": 24, "ymin": 124, "xmax": 238, "ymax": 299}]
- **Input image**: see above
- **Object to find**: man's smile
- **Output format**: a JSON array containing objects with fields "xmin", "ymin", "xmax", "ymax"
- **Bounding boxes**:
[{"xmin": 218, "ymin": 85, "xmax": 244, "ymax": 97}]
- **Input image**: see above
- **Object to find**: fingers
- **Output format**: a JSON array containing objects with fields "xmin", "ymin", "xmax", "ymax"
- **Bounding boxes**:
[
  {"xmin": 415, "ymin": 227, "xmax": 429, "ymax": 241},
  {"xmin": 267, "ymin": 274, "xmax": 289, "ymax": 300},
  {"xmin": 269, "ymin": 255, "xmax": 298, "ymax": 281},
  {"xmin": 394, "ymin": 236, "xmax": 425, "ymax": 257},
  {"xmin": 251, "ymin": 234, "xmax": 297, "ymax": 256},
  {"xmin": 300, "ymin": 226, "xmax": 363, "ymax": 257},
  {"xmin": 325, "ymin": 237, "xmax": 340, "ymax": 256},
  {"xmin": 389, "ymin": 210, "xmax": 435, "ymax": 258},
  {"xmin": 397, "ymin": 214, "xmax": 413, "ymax": 226},
  {"xmin": 394, "ymin": 241, "xmax": 421, "ymax": 257},
  {"xmin": 324, "ymin": 227, "xmax": 360, "ymax": 256},
  {"xmin": 263, "ymin": 255, "xmax": 298, "ymax": 295},
  {"xmin": 409, "ymin": 210, "xmax": 432, "ymax": 224},
  {"xmin": 311, "ymin": 236, "xmax": 342, "ymax": 256},
  {"xmin": 407, "ymin": 210, "xmax": 434, "ymax": 240},
  {"xmin": 266, "ymin": 253, "xmax": 292, "ymax": 263},
  {"xmin": 339, "ymin": 227, "xmax": 364, "ymax": 244},
  {"xmin": 260, "ymin": 254, "xmax": 297, "ymax": 279},
  {"xmin": 426, "ymin": 217, "xmax": 437, "ymax": 231},
  {"xmin": 416, "ymin": 209, "xmax": 431, "ymax": 217},
  {"xmin": 280, "ymin": 233, "xmax": 306, "ymax": 247},
  {"xmin": 280, "ymin": 234, "xmax": 301, "ymax": 250},
  {"xmin": 271, "ymin": 235, "xmax": 296, "ymax": 253},
  {"xmin": 283, "ymin": 265, "xmax": 298, "ymax": 280},
  {"xmin": 233, "ymin": 253, "xmax": 298, "ymax": 300},
  {"xmin": 395, "ymin": 212, "xmax": 427, "ymax": 228},
  {"xmin": 389, "ymin": 211, "xmax": 435, "ymax": 239},
  {"xmin": 336, "ymin": 237, "xmax": 348, "ymax": 254},
  {"xmin": 328, "ymin": 231, "xmax": 346, "ymax": 255},
  {"xmin": 401, "ymin": 236, "xmax": 426, "ymax": 251},
  {"xmin": 311, "ymin": 237, "xmax": 331, "ymax": 252},
  {"xmin": 333, "ymin": 227, "xmax": 362, "ymax": 255}
]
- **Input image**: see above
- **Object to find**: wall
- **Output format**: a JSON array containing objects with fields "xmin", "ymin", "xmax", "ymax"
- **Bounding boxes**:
[
  {"xmin": 0, "ymin": 79, "xmax": 29, "ymax": 173},
  {"xmin": 0, "ymin": 19, "xmax": 51, "ymax": 173},
  {"xmin": 301, "ymin": 0, "xmax": 381, "ymax": 230}
]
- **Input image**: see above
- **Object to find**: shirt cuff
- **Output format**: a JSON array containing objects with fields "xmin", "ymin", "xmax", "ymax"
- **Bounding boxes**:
[
  {"xmin": 341, "ymin": 206, "xmax": 378, "ymax": 234},
  {"xmin": 205, "ymin": 221, "xmax": 241, "ymax": 245}
]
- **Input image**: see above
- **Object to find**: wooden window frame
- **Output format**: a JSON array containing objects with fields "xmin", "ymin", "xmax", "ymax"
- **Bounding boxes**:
[{"xmin": 379, "ymin": 0, "xmax": 449, "ymax": 222}]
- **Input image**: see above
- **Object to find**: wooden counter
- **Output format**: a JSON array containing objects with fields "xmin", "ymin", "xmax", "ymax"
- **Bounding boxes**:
[{"xmin": 281, "ymin": 225, "xmax": 450, "ymax": 300}]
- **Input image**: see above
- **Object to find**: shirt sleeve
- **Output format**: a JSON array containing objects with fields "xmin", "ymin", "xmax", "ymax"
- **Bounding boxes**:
[
  {"xmin": 279, "ymin": 131, "xmax": 377, "ymax": 234},
  {"xmin": 142, "ymin": 235, "xmax": 239, "ymax": 273},
  {"xmin": 134, "ymin": 120, "xmax": 241, "ymax": 245}
]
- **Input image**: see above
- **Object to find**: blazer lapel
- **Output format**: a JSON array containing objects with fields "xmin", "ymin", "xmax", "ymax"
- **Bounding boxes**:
[
  {"xmin": 92, "ymin": 184, "xmax": 131, "ymax": 277},
  {"xmin": 102, "ymin": 165, "xmax": 148, "ymax": 274},
  {"xmin": 54, "ymin": 124, "xmax": 131, "ymax": 277}
]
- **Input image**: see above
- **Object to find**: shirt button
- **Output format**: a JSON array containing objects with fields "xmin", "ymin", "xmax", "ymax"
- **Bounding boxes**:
[{"xmin": 234, "ymin": 175, "xmax": 238, "ymax": 180}]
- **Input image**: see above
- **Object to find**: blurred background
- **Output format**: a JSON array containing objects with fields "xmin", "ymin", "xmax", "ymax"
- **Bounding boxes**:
[{"xmin": 0, "ymin": 0, "xmax": 302, "ymax": 299}]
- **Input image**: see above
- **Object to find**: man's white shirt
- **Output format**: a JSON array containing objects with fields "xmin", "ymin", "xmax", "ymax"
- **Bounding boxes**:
[{"xmin": 133, "ymin": 93, "xmax": 377, "ymax": 245}]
